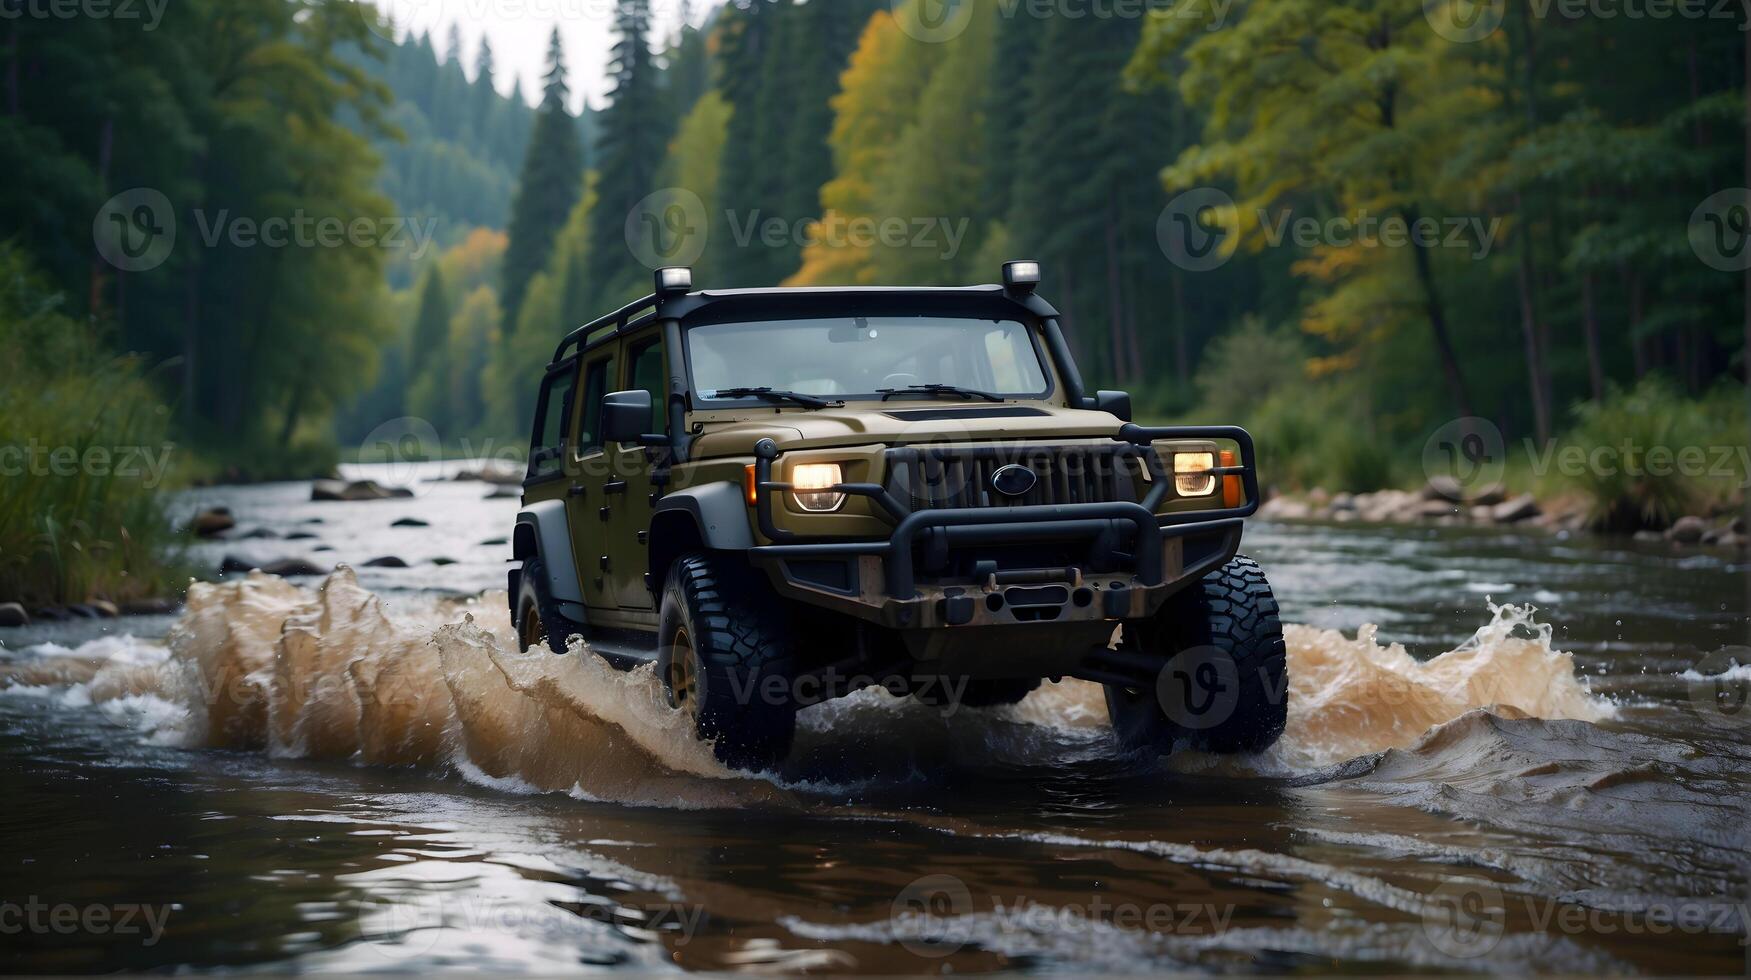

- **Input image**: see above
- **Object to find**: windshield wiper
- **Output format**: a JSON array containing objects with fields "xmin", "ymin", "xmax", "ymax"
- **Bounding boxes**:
[
  {"xmin": 878, "ymin": 383, "xmax": 1005, "ymax": 404},
  {"xmin": 709, "ymin": 387, "xmax": 843, "ymax": 409}
]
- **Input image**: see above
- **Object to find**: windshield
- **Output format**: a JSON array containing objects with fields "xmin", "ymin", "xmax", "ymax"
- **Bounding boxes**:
[{"xmin": 687, "ymin": 316, "xmax": 1051, "ymax": 401}]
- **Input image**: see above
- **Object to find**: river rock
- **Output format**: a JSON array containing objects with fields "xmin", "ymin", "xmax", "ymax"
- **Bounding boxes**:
[
  {"xmin": 1666, "ymin": 516, "xmax": 1708, "ymax": 544},
  {"xmin": 284, "ymin": 532, "xmax": 317, "ymax": 541},
  {"xmin": 219, "ymin": 556, "xmax": 254, "ymax": 574},
  {"xmin": 391, "ymin": 517, "xmax": 430, "ymax": 528},
  {"xmin": 1492, "ymin": 494, "xmax": 1541, "ymax": 524},
  {"xmin": 431, "ymin": 557, "xmax": 458, "ymax": 566},
  {"xmin": 119, "ymin": 598, "xmax": 181, "ymax": 616},
  {"xmin": 262, "ymin": 558, "xmax": 327, "ymax": 577},
  {"xmin": 1259, "ymin": 497, "xmax": 1313, "ymax": 521},
  {"xmin": 85, "ymin": 599, "xmax": 119, "ymax": 618},
  {"xmin": 189, "ymin": 507, "xmax": 236, "ymax": 537},
  {"xmin": 239, "ymin": 527, "xmax": 280, "ymax": 539},
  {"xmin": 312, "ymin": 479, "xmax": 413, "ymax": 502},
  {"xmin": 363, "ymin": 556, "xmax": 409, "ymax": 568},
  {"xmin": 480, "ymin": 537, "xmax": 508, "ymax": 547},
  {"xmin": 0, "ymin": 603, "xmax": 28, "ymax": 627}
]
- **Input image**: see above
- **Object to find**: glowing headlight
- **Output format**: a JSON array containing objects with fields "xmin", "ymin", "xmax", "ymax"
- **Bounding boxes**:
[
  {"xmin": 1173, "ymin": 452, "xmax": 1218, "ymax": 497},
  {"xmin": 791, "ymin": 463, "xmax": 846, "ymax": 512}
]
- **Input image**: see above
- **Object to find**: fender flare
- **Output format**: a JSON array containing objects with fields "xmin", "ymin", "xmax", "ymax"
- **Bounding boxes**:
[
  {"xmin": 648, "ymin": 482, "xmax": 754, "ymax": 591},
  {"xmin": 514, "ymin": 500, "xmax": 585, "ymax": 614}
]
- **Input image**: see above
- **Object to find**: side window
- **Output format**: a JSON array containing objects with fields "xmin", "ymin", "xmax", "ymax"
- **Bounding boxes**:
[
  {"xmin": 528, "ymin": 366, "xmax": 576, "ymax": 481},
  {"xmin": 628, "ymin": 338, "xmax": 666, "ymax": 434},
  {"xmin": 576, "ymin": 355, "xmax": 616, "ymax": 456}
]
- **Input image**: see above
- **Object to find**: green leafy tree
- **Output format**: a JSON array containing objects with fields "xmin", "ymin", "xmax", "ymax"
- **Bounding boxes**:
[{"xmin": 503, "ymin": 28, "xmax": 584, "ymax": 337}]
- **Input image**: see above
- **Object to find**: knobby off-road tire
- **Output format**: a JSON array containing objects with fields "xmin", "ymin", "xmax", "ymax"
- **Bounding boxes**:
[
  {"xmin": 1106, "ymin": 556, "xmax": 1288, "ymax": 755},
  {"xmin": 515, "ymin": 557, "xmax": 572, "ymax": 655},
  {"xmin": 658, "ymin": 553, "xmax": 798, "ymax": 772}
]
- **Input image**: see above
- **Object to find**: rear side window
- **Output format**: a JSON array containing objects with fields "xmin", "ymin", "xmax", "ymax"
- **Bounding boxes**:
[
  {"xmin": 528, "ymin": 368, "xmax": 576, "ymax": 480},
  {"xmin": 577, "ymin": 356, "xmax": 616, "ymax": 455}
]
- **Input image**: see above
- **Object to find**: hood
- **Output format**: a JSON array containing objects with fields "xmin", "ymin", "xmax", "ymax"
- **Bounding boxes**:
[{"xmin": 689, "ymin": 402, "xmax": 1128, "ymax": 457}]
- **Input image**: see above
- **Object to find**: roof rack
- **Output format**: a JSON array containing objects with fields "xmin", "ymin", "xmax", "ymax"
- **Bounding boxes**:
[{"xmin": 552, "ymin": 293, "xmax": 659, "ymax": 365}]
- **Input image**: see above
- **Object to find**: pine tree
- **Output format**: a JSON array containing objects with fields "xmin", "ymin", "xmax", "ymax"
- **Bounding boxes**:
[
  {"xmin": 408, "ymin": 268, "xmax": 453, "ymax": 431},
  {"xmin": 502, "ymin": 28, "xmax": 585, "ymax": 341},
  {"xmin": 589, "ymin": 0, "xmax": 671, "ymax": 301}
]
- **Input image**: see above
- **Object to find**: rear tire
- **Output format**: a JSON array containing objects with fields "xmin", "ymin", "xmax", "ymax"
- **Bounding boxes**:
[
  {"xmin": 514, "ymin": 557, "xmax": 572, "ymax": 654},
  {"xmin": 1105, "ymin": 556, "xmax": 1288, "ymax": 755},
  {"xmin": 658, "ymin": 553, "xmax": 798, "ymax": 772}
]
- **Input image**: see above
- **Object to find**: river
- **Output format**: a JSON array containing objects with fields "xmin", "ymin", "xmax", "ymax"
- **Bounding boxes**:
[{"xmin": 0, "ymin": 464, "xmax": 1747, "ymax": 974}]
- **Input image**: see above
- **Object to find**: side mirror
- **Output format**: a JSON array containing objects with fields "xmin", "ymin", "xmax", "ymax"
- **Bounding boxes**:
[
  {"xmin": 602, "ymin": 390, "xmax": 656, "ymax": 445},
  {"xmin": 1095, "ymin": 390, "xmax": 1133, "ymax": 423}
]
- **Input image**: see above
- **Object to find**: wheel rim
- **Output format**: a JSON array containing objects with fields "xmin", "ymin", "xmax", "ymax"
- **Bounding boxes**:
[
  {"xmin": 667, "ymin": 626, "xmax": 698, "ymax": 715},
  {"xmin": 519, "ymin": 600, "xmax": 543, "ymax": 651}
]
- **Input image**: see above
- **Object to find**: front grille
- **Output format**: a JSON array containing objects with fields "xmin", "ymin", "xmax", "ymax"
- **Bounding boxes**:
[{"xmin": 885, "ymin": 444, "xmax": 1144, "ymax": 511}]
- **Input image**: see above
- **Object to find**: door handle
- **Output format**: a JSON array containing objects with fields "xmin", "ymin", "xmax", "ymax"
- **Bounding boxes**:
[
  {"xmin": 568, "ymin": 484, "xmax": 587, "ymax": 498},
  {"xmin": 604, "ymin": 481, "xmax": 629, "ymax": 495}
]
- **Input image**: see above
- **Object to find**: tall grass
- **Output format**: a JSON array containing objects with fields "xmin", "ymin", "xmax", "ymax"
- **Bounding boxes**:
[
  {"xmin": 0, "ymin": 246, "xmax": 187, "ymax": 608},
  {"xmin": 1544, "ymin": 377, "xmax": 1747, "ymax": 532}
]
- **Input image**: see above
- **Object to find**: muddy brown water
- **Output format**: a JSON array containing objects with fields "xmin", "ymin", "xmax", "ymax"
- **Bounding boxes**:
[{"xmin": 0, "ymin": 469, "xmax": 1748, "ymax": 974}]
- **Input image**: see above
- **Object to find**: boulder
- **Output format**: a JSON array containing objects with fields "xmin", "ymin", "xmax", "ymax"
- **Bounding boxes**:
[
  {"xmin": 480, "ymin": 537, "xmax": 508, "ymax": 547},
  {"xmin": 363, "ymin": 556, "xmax": 409, "ymax": 569},
  {"xmin": 431, "ymin": 557, "xmax": 458, "ymax": 567},
  {"xmin": 239, "ymin": 527, "xmax": 280, "ymax": 539},
  {"xmin": 119, "ymin": 598, "xmax": 181, "ymax": 616},
  {"xmin": 86, "ymin": 599, "xmax": 119, "ymax": 618},
  {"xmin": 0, "ymin": 602, "xmax": 28, "ymax": 627},
  {"xmin": 1632, "ymin": 530, "xmax": 1664, "ymax": 543},
  {"xmin": 453, "ymin": 466, "xmax": 523, "ymax": 486},
  {"xmin": 284, "ymin": 532, "xmax": 318, "ymax": 541},
  {"xmin": 312, "ymin": 479, "xmax": 412, "ymax": 502},
  {"xmin": 1329, "ymin": 492, "xmax": 1357, "ymax": 513},
  {"xmin": 219, "ymin": 555, "xmax": 254, "ymax": 574},
  {"xmin": 1733, "ymin": 516, "xmax": 1747, "ymax": 535},
  {"xmin": 1666, "ymin": 516, "xmax": 1709, "ymax": 544},
  {"xmin": 1492, "ymin": 494, "xmax": 1541, "ymax": 524},
  {"xmin": 1422, "ymin": 476, "xmax": 1504, "ymax": 506},
  {"xmin": 31, "ymin": 607, "xmax": 69, "ymax": 622},
  {"xmin": 391, "ymin": 517, "xmax": 430, "ymax": 528},
  {"xmin": 65, "ymin": 604, "xmax": 101, "ymax": 619},
  {"xmin": 189, "ymin": 507, "xmax": 236, "ymax": 537},
  {"xmin": 1259, "ymin": 497, "xmax": 1313, "ymax": 521},
  {"xmin": 261, "ymin": 558, "xmax": 327, "ymax": 577},
  {"xmin": 485, "ymin": 485, "xmax": 521, "ymax": 500}
]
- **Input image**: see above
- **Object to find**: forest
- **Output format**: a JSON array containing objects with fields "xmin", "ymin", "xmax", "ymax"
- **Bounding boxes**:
[{"xmin": 2, "ymin": 0, "xmax": 1748, "ymax": 602}]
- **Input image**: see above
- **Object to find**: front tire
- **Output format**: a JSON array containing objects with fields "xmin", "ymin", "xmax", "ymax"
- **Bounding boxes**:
[
  {"xmin": 1106, "ymin": 556, "xmax": 1288, "ymax": 755},
  {"xmin": 658, "ymin": 553, "xmax": 798, "ymax": 772}
]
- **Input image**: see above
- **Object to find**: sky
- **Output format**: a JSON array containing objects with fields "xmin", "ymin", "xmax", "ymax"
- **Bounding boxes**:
[{"xmin": 368, "ymin": 0, "xmax": 702, "ymax": 110}]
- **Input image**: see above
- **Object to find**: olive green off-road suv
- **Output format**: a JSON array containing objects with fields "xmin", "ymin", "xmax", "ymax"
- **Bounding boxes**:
[{"xmin": 510, "ymin": 263, "xmax": 1286, "ymax": 771}]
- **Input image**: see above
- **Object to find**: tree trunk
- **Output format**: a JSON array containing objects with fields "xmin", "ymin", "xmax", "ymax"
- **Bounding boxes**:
[
  {"xmin": 1170, "ymin": 265, "xmax": 1189, "ymax": 389},
  {"xmin": 1580, "ymin": 271, "xmax": 1606, "ymax": 401},
  {"xmin": 1514, "ymin": 200, "xmax": 1552, "ymax": 443},
  {"xmin": 1626, "ymin": 265, "xmax": 1648, "ymax": 378},
  {"xmin": 1102, "ymin": 204, "xmax": 1127, "ymax": 384},
  {"xmin": 1405, "ymin": 205, "xmax": 1475, "ymax": 420}
]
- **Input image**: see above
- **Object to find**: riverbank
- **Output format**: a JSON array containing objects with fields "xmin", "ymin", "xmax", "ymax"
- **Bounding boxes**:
[{"xmin": 1260, "ymin": 482, "xmax": 1749, "ymax": 552}]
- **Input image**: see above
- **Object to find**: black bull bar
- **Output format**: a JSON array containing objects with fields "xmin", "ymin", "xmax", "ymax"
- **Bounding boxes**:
[{"xmin": 747, "ymin": 425, "xmax": 1261, "ymax": 602}]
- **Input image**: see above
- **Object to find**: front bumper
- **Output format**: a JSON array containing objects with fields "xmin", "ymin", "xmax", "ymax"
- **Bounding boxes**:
[{"xmin": 746, "ymin": 425, "xmax": 1259, "ymax": 631}]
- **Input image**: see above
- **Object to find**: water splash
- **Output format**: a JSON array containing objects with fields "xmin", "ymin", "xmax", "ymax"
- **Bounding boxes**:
[{"xmin": 0, "ymin": 572, "xmax": 1615, "ymax": 799}]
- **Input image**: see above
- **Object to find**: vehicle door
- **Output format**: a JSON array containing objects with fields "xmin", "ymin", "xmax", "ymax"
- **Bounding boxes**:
[
  {"xmin": 565, "ymin": 345, "xmax": 619, "ymax": 613},
  {"xmin": 606, "ymin": 330, "xmax": 667, "ymax": 610}
]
